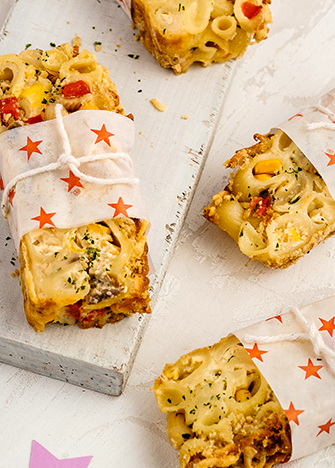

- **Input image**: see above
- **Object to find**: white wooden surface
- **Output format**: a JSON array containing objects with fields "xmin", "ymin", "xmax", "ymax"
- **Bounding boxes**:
[
  {"xmin": 1, "ymin": 0, "xmax": 335, "ymax": 466},
  {"xmin": 0, "ymin": 0, "xmax": 234, "ymax": 395}
]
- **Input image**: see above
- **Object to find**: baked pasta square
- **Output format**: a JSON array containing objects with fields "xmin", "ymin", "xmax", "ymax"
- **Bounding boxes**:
[
  {"xmin": 131, "ymin": 0, "xmax": 272, "ymax": 74},
  {"xmin": 203, "ymin": 130, "xmax": 335, "ymax": 268},
  {"xmin": 0, "ymin": 41, "xmax": 151, "ymax": 331},
  {"xmin": 153, "ymin": 335, "xmax": 292, "ymax": 468}
]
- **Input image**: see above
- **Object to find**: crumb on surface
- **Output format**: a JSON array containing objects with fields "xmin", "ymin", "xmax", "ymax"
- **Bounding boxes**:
[
  {"xmin": 73, "ymin": 36, "xmax": 81, "ymax": 47},
  {"xmin": 150, "ymin": 98, "xmax": 167, "ymax": 112},
  {"xmin": 182, "ymin": 114, "xmax": 189, "ymax": 120}
]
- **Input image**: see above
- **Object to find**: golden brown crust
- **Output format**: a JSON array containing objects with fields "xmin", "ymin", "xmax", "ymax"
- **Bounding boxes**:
[{"xmin": 225, "ymin": 133, "xmax": 274, "ymax": 169}]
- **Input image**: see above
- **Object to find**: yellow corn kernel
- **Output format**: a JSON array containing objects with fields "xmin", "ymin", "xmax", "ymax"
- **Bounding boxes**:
[
  {"xmin": 20, "ymin": 83, "xmax": 49, "ymax": 108},
  {"xmin": 79, "ymin": 102, "xmax": 100, "ymax": 110},
  {"xmin": 254, "ymin": 173, "xmax": 272, "ymax": 181},
  {"xmin": 235, "ymin": 388, "xmax": 251, "ymax": 402},
  {"xmin": 253, "ymin": 159, "xmax": 282, "ymax": 177},
  {"xmin": 290, "ymin": 228, "xmax": 300, "ymax": 242}
]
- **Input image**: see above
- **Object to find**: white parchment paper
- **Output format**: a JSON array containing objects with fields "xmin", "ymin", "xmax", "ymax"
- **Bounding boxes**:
[
  {"xmin": 0, "ymin": 110, "xmax": 148, "ymax": 250},
  {"xmin": 274, "ymin": 88, "xmax": 335, "ymax": 201},
  {"xmin": 115, "ymin": 0, "xmax": 132, "ymax": 19},
  {"xmin": 235, "ymin": 295, "xmax": 335, "ymax": 461}
]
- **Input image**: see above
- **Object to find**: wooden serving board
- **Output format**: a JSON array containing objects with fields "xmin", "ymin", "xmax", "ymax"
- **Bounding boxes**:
[{"xmin": 0, "ymin": 0, "xmax": 235, "ymax": 395}]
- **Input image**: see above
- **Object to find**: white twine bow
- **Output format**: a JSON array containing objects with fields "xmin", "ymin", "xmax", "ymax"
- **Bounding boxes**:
[
  {"xmin": 1, "ymin": 104, "xmax": 139, "ymax": 218},
  {"xmin": 307, "ymin": 103, "xmax": 335, "ymax": 131},
  {"xmin": 244, "ymin": 307, "xmax": 335, "ymax": 375}
]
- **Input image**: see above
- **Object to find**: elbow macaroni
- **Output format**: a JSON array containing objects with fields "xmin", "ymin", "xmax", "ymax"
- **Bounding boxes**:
[
  {"xmin": 131, "ymin": 0, "xmax": 272, "ymax": 74},
  {"xmin": 203, "ymin": 130, "xmax": 335, "ymax": 268}
]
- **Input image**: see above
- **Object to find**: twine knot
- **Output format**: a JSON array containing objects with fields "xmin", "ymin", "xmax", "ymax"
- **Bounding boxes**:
[
  {"xmin": 58, "ymin": 153, "xmax": 80, "ymax": 168},
  {"xmin": 1, "ymin": 104, "xmax": 139, "ymax": 218}
]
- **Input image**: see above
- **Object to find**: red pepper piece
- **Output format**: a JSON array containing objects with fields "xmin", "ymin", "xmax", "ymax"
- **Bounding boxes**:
[
  {"xmin": 241, "ymin": 2, "xmax": 262, "ymax": 20},
  {"xmin": 27, "ymin": 114, "xmax": 44, "ymax": 124},
  {"xmin": 62, "ymin": 80, "xmax": 91, "ymax": 98},
  {"xmin": 0, "ymin": 97, "xmax": 20, "ymax": 120},
  {"xmin": 250, "ymin": 195, "xmax": 271, "ymax": 216}
]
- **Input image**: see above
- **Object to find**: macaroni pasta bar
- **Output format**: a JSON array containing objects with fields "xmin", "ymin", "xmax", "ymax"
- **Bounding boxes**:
[
  {"xmin": 153, "ymin": 335, "xmax": 292, "ymax": 468},
  {"xmin": 0, "ymin": 42, "xmax": 151, "ymax": 331},
  {"xmin": 203, "ymin": 130, "xmax": 335, "ymax": 268},
  {"xmin": 131, "ymin": 0, "xmax": 272, "ymax": 74}
]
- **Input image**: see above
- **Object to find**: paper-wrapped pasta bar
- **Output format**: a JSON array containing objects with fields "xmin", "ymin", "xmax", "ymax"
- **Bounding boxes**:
[
  {"xmin": 204, "ymin": 89, "xmax": 335, "ymax": 268},
  {"xmin": 153, "ymin": 294, "xmax": 335, "ymax": 467},
  {"xmin": 154, "ymin": 335, "xmax": 292, "ymax": 468},
  {"xmin": 0, "ymin": 41, "xmax": 151, "ymax": 331},
  {"xmin": 118, "ymin": 0, "xmax": 272, "ymax": 74}
]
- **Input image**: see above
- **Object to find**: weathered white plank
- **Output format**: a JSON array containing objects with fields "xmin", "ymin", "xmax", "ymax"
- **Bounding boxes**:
[{"xmin": 0, "ymin": 0, "xmax": 235, "ymax": 395}]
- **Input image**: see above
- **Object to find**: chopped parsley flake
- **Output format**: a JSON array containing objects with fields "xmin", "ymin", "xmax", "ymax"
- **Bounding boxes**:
[
  {"xmin": 285, "ymin": 166, "xmax": 302, "ymax": 180},
  {"xmin": 288, "ymin": 195, "xmax": 301, "ymax": 204}
]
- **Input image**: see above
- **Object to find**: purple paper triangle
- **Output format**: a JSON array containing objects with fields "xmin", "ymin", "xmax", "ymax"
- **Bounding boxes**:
[{"xmin": 29, "ymin": 440, "xmax": 93, "ymax": 468}]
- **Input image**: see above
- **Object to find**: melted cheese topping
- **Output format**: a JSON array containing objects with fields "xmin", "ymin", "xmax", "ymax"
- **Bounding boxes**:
[
  {"xmin": 21, "ymin": 217, "xmax": 148, "ymax": 320},
  {"xmin": 154, "ymin": 335, "xmax": 291, "ymax": 468}
]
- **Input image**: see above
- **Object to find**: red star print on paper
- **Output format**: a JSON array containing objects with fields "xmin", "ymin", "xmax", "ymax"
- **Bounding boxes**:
[
  {"xmin": 318, "ymin": 316, "xmax": 335, "ymax": 337},
  {"xmin": 266, "ymin": 315, "xmax": 283, "ymax": 323},
  {"xmin": 298, "ymin": 358, "xmax": 323, "ymax": 380},
  {"xmin": 20, "ymin": 136, "xmax": 43, "ymax": 161},
  {"xmin": 284, "ymin": 402, "xmax": 304, "ymax": 425},
  {"xmin": 108, "ymin": 197, "xmax": 132, "ymax": 218},
  {"xmin": 245, "ymin": 343, "xmax": 268, "ymax": 362},
  {"xmin": 317, "ymin": 419, "xmax": 335, "ymax": 437},
  {"xmin": 29, "ymin": 440, "xmax": 92, "ymax": 468},
  {"xmin": 31, "ymin": 207, "xmax": 56, "ymax": 229},
  {"xmin": 0, "ymin": 176, "xmax": 4, "ymax": 190},
  {"xmin": 91, "ymin": 124, "xmax": 114, "ymax": 146},
  {"xmin": 325, "ymin": 150, "xmax": 335, "ymax": 167},
  {"xmin": 288, "ymin": 113, "xmax": 303, "ymax": 121},
  {"xmin": 60, "ymin": 170, "xmax": 84, "ymax": 192},
  {"xmin": 8, "ymin": 188, "xmax": 15, "ymax": 206}
]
